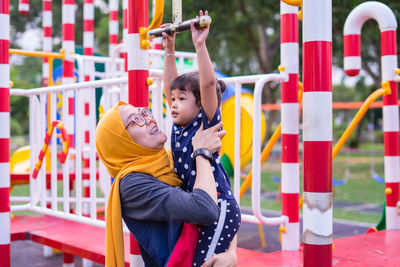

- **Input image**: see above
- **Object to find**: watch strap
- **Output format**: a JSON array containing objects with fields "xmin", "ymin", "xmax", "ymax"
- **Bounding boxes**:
[{"xmin": 193, "ymin": 148, "xmax": 213, "ymax": 162}]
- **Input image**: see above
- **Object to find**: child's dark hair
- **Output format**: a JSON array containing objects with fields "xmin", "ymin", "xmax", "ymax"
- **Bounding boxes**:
[{"xmin": 170, "ymin": 71, "xmax": 226, "ymax": 107}]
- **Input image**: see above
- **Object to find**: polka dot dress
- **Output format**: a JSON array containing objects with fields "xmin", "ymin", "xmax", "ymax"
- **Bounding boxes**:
[
  {"xmin": 171, "ymin": 109, "xmax": 241, "ymax": 266},
  {"xmin": 192, "ymin": 199, "xmax": 241, "ymax": 266},
  {"xmin": 171, "ymin": 109, "xmax": 234, "ymax": 201}
]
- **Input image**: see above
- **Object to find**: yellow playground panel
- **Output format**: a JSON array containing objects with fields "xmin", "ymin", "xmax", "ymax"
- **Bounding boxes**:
[{"xmin": 221, "ymin": 92, "xmax": 267, "ymax": 173}]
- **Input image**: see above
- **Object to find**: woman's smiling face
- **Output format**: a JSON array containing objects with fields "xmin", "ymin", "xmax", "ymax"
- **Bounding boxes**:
[{"xmin": 119, "ymin": 104, "xmax": 167, "ymax": 150}]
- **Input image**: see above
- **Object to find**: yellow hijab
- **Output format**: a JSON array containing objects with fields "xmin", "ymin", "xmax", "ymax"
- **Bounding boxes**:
[{"xmin": 95, "ymin": 101, "xmax": 182, "ymax": 267}]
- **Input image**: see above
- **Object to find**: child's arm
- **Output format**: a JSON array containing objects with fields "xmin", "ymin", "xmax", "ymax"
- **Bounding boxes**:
[
  {"xmin": 191, "ymin": 10, "xmax": 218, "ymax": 122},
  {"xmin": 162, "ymin": 31, "xmax": 179, "ymax": 108}
]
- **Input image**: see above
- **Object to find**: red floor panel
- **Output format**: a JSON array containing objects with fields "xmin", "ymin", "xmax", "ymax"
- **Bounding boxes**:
[
  {"xmin": 11, "ymin": 216, "xmax": 130, "ymax": 266},
  {"xmin": 11, "ymin": 216, "xmax": 400, "ymax": 266}
]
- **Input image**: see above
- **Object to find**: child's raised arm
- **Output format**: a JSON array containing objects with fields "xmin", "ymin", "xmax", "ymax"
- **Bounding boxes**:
[
  {"xmin": 191, "ymin": 10, "xmax": 218, "ymax": 122},
  {"xmin": 162, "ymin": 31, "xmax": 179, "ymax": 108}
]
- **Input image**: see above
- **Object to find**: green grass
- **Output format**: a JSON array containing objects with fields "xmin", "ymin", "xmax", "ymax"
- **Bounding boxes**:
[{"xmin": 237, "ymin": 151, "xmax": 386, "ymax": 224}]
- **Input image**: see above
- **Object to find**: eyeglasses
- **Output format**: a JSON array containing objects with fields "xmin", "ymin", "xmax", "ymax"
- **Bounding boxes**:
[{"xmin": 124, "ymin": 108, "xmax": 153, "ymax": 129}]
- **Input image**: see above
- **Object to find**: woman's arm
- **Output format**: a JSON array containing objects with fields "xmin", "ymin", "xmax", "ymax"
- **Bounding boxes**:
[
  {"xmin": 191, "ymin": 10, "xmax": 218, "ymax": 122},
  {"xmin": 162, "ymin": 31, "xmax": 178, "ymax": 107}
]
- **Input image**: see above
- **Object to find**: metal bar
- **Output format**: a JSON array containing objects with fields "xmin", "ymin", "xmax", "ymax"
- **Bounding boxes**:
[{"xmin": 148, "ymin": 15, "xmax": 211, "ymax": 38}]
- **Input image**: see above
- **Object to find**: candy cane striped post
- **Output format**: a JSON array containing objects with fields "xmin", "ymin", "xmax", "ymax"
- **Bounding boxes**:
[
  {"xmin": 280, "ymin": 1, "xmax": 299, "ymax": 251},
  {"xmin": 18, "ymin": 0, "xmax": 29, "ymax": 15},
  {"xmin": 128, "ymin": 0, "xmax": 148, "ymax": 265},
  {"xmin": 83, "ymin": 0, "xmax": 94, "ymax": 82},
  {"xmin": 109, "ymin": 0, "xmax": 119, "ymax": 57},
  {"xmin": 0, "ymin": 1, "xmax": 10, "ymax": 266},
  {"xmin": 302, "ymin": 0, "xmax": 333, "ymax": 266},
  {"xmin": 344, "ymin": 1, "xmax": 399, "ymax": 230},
  {"xmin": 62, "ymin": 0, "xmax": 75, "ymax": 148},
  {"xmin": 123, "ymin": 0, "xmax": 128, "ymax": 72},
  {"xmin": 62, "ymin": 1, "xmax": 75, "ymax": 266},
  {"xmin": 83, "ymin": 0, "xmax": 94, "ymax": 221},
  {"xmin": 42, "ymin": 0, "xmax": 52, "ymax": 87},
  {"xmin": 63, "ymin": 253, "xmax": 74, "ymax": 267}
]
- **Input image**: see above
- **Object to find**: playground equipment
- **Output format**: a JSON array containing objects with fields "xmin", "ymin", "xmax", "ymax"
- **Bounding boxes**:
[
  {"xmin": 344, "ymin": 1, "xmax": 400, "ymax": 230},
  {"xmin": 2, "ymin": 0, "xmax": 400, "ymax": 267}
]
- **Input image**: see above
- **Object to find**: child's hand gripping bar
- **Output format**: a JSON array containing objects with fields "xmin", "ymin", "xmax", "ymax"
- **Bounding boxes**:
[{"xmin": 147, "ymin": 15, "xmax": 212, "ymax": 38}]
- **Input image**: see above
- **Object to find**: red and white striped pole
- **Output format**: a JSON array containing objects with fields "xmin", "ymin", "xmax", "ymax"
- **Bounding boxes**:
[
  {"xmin": 280, "ymin": 1, "xmax": 299, "ymax": 251},
  {"xmin": 0, "ymin": 1, "xmax": 10, "ymax": 266},
  {"xmin": 62, "ymin": 1, "xmax": 75, "ymax": 266},
  {"xmin": 109, "ymin": 0, "xmax": 119, "ymax": 57},
  {"xmin": 42, "ymin": 0, "xmax": 52, "ymax": 86},
  {"xmin": 128, "ymin": 0, "xmax": 149, "ymax": 265},
  {"xmin": 128, "ymin": 0, "xmax": 149, "ymax": 107},
  {"xmin": 123, "ymin": 0, "xmax": 128, "ymax": 72},
  {"xmin": 82, "ymin": 0, "xmax": 94, "ymax": 218},
  {"xmin": 344, "ymin": 2, "xmax": 399, "ymax": 230},
  {"xmin": 83, "ymin": 0, "xmax": 94, "ymax": 82},
  {"xmin": 62, "ymin": 0, "xmax": 75, "ymax": 147},
  {"xmin": 302, "ymin": 0, "xmax": 332, "ymax": 266},
  {"xmin": 18, "ymin": 0, "xmax": 29, "ymax": 15}
]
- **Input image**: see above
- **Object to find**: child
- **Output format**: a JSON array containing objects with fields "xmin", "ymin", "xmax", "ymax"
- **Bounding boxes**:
[{"xmin": 162, "ymin": 10, "xmax": 241, "ymax": 266}]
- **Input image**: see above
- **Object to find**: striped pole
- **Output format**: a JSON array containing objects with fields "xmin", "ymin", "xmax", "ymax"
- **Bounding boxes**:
[
  {"xmin": 83, "ymin": 0, "xmax": 94, "ymax": 218},
  {"xmin": 63, "ymin": 253, "xmax": 74, "ymax": 267},
  {"xmin": 280, "ymin": 1, "xmax": 299, "ymax": 251},
  {"xmin": 123, "ymin": 0, "xmax": 128, "ymax": 72},
  {"xmin": 18, "ymin": 0, "xmax": 29, "ymax": 15},
  {"xmin": 62, "ymin": 1, "xmax": 75, "ymax": 265},
  {"xmin": 0, "ymin": 1, "xmax": 10, "ymax": 266},
  {"xmin": 109, "ymin": 0, "xmax": 119, "ymax": 57},
  {"xmin": 302, "ymin": 0, "xmax": 332, "ymax": 266},
  {"xmin": 128, "ymin": 0, "xmax": 148, "ymax": 265},
  {"xmin": 83, "ymin": 0, "xmax": 94, "ymax": 82},
  {"xmin": 128, "ymin": 0, "xmax": 149, "ymax": 107},
  {"xmin": 344, "ymin": 2, "xmax": 399, "ymax": 230},
  {"xmin": 42, "ymin": 0, "xmax": 52, "ymax": 87},
  {"xmin": 62, "ymin": 0, "xmax": 75, "ymax": 147}
]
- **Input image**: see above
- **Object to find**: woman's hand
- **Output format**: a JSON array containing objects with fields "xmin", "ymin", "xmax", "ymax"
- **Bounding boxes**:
[
  {"xmin": 192, "ymin": 122, "xmax": 225, "ymax": 154},
  {"xmin": 201, "ymin": 249, "xmax": 237, "ymax": 267},
  {"xmin": 191, "ymin": 10, "xmax": 210, "ymax": 49},
  {"xmin": 161, "ymin": 24, "xmax": 176, "ymax": 53}
]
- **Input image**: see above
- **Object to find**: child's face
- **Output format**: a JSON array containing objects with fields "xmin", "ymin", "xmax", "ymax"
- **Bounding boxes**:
[{"xmin": 170, "ymin": 89, "xmax": 201, "ymax": 127}]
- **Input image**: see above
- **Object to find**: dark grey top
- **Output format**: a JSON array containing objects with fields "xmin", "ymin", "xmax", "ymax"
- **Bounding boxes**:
[
  {"xmin": 119, "ymin": 172, "xmax": 220, "ymax": 267},
  {"xmin": 119, "ymin": 172, "xmax": 220, "ymax": 225}
]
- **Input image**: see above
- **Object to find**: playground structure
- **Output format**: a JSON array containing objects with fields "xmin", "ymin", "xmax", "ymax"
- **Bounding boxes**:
[{"xmin": 1, "ymin": 1, "xmax": 400, "ymax": 267}]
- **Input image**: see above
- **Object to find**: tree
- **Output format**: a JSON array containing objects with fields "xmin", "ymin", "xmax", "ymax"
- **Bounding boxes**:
[{"xmin": 8, "ymin": 0, "xmax": 400, "ymax": 139}]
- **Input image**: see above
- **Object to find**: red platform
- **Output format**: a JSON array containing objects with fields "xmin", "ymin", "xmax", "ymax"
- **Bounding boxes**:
[{"xmin": 11, "ymin": 215, "xmax": 400, "ymax": 266}]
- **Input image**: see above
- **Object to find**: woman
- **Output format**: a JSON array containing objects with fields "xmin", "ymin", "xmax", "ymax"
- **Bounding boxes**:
[{"xmin": 95, "ymin": 102, "xmax": 237, "ymax": 267}]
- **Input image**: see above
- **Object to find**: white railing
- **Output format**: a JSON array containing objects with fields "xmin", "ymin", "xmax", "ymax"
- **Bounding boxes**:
[
  {"xmin": 219, "ymin": 74, "xmax": 289, "ymax": 225},
  {"xmin": 10, "ymin": 69, "xmax": 290, "ymax": 237},
  {"xmin": 74, "ymin": 48, "xmax": 198, "ymax": 82}
]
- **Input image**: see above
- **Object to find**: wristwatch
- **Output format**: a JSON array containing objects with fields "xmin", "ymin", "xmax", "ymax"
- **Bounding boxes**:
[{"xmin": 193, "ymin": 148, "xmax": 213, "ymax": 162}]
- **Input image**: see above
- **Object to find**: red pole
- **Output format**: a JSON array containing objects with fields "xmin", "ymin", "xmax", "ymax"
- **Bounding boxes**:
[
  {"xmin": 302, "ymin": 0, "xmax": 332, "ymax": 266},
  {"xmin": 128, "ymin": 0, "xmax": 149, "ymax": 107},
  {"xmin": 62, "ymin": 0, "xmax": 75, "ymax": 148},
  {"xmin": 127, "ymin": 0, "xmax": 149, "ymax": 265},
  {"xmin": 0, "ymin": 1, "xmax": 10, "ymax": 266},
  {"xmin": 343, "ymin": 2, "xmax": 400, "ymax": 230},
  {"xmin": 42, "ymin": 0, "xmax": 52, "ymax": 86},
  {"xmin": 280, "ymin": 0, "xmax": 299, "ymax": 251}
]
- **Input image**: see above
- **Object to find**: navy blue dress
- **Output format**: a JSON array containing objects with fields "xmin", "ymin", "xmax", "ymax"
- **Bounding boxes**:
[{"xmin": 171, "ymin": 109, "xmax": 241, "ymax": 266}]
